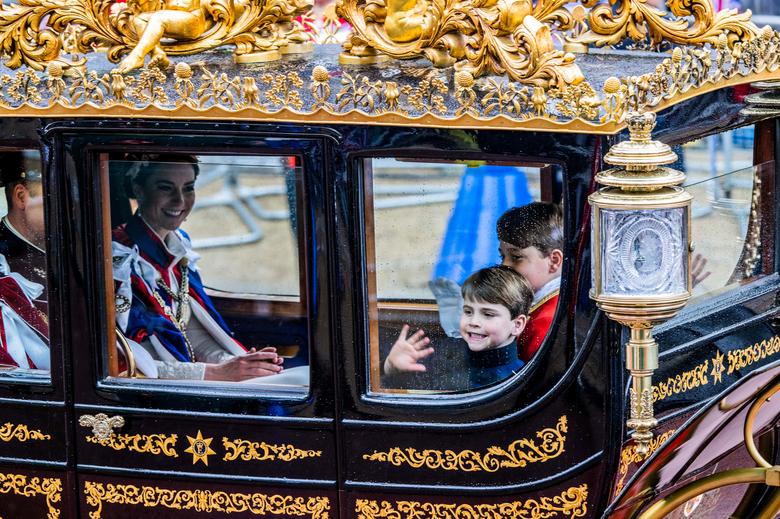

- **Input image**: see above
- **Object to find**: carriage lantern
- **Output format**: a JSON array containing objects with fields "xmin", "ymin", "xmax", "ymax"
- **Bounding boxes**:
[{"xmin": 589, "ymin": 112, "xmax": 693, "ymax": 454}]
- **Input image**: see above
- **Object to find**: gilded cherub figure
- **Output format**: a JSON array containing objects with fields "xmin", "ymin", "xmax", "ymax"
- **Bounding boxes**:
[
  {"xmin": 117, "ymin": 0, "xmax": 207, "ymax": 72},
  {"xmin": 384, "ymin": 0, "xmax": 434, "ymax": 43}
]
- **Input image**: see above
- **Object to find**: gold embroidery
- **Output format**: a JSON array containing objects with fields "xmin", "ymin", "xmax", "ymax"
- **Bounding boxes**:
[
  {"xmin": 222, "ymin": 438, "xmax": 321, "ymax": 462},
  {"xmin": 86, "ymin": 433, "xmax": 178, "ymax": 458},
  {"xmin": 362, "ymin": 415, "xmax": 566, "ymax": 472},
  {"xmin": 614, "ymin": 429, "xmax": 676, "ymax": 494},
  {"xmin": 0, "ymin": 472, "xmax": 62, "ymax": 519},
  {"xmin": 184, "ymin": 430, "xmax": 216, "ymax": 466},
  {"xmin": 83, "ymin": 481, "xmax": 330, "ymax": 519},
  {"xmin": 0, "ymin": 423, "xmax": 51, "ymax": 442},
  {"xmin": 355, "ymin": 484, "xmax": 587, "ymax": 518}
]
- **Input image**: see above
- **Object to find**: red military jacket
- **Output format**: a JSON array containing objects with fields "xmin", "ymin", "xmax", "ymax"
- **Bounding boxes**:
[{"xmin": 517, "ymin": 290, "xmax": 559, "ymax": 362}]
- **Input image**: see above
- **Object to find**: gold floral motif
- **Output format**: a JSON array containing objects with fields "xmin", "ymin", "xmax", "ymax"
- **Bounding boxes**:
[
  {"xmin": 223, "ymin": 438, "xmax": 322, "ymax": 462},
  {"xmin": 572, "ymin": 0, "xmax": 758, "ymax": 49},
  {"xmin": 0, "ymin": 423, "xmax": 51, "ymax": 442},
  {"xmin": 86, "ymin": 433, "xmax": 178, "ymax": 458},
  {"xmin": 0, "ymin": 472, "xmax": 62, "ymax": 519},
  {"xmin": 362, "ymin": 415, "xmax": 566, "ymax": 472},
  {"xmin": 355, "ymin": 484, "xmax": 588, "ymax": 518},
  {"xmin": 83, "ymin": 481, "xmax": 330, "ymax": 519},
  {"xmin": 614, "ymin": 429, "xmax": 676, "ymax": 494}
]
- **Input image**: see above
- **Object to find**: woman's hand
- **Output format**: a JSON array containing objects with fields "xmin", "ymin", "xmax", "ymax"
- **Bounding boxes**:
[
  {"xmin": 384, "ymin": 324, "xmax": 434, "ymax": 375},
  {"xmin": 203, "ymin": 347, "xmax": 284, "ymax": 381}
]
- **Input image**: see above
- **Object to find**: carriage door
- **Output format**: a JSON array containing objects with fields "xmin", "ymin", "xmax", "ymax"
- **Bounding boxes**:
[
  {"xmin": 50, "ymin": 123, "xmax": 337, "ymax": 519},
  {"xmin": 0, "ymin": 144, "xmax": 75, "ymax": 518}
]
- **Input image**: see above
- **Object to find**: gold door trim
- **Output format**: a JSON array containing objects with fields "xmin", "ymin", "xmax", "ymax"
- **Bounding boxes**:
[
  {"xmin": 653, "ymin": 336, "xmax": 780, "ymax": 403},
  {"xmin": 0, "ymin": 423, "xmax": 51, "ymax": 442},
  {"xmin": 83, "ymin": 481, "xmax": 330, "ymax": 519},
  {"xmin": 614, "ymin": 429, "xmax": 676, "ymax": 494},
  {"xmin": 222, "ymin": 438, "xmax": 322, "ymax": 462},
  {"xmin": 355, "ymin": 484, "xmax": 587, "ymax": 518},
  {"xmin": 85, "ymin": 433, "xmax": 179, "ymax": 458},
  {"xmin": 362, "ymin": 415, "xmax": 566, "ymax": 472},
  {"xmin": 0, "ymin": 472, "xmax": 62, "ymax": 519}
]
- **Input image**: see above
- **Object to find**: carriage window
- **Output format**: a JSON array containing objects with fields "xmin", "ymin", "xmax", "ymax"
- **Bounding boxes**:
[
  {"xmin": 0, "ymin": 150, "xmax": 50, "ymax": 382},
  {"xmin": 365, "ymin": 158, "xmax": 563, "ymax": 394},
  {"xmin": 680, "ymin": 126, "xmax": 773, "ymax": 300},
  {"xmin": 101, "ymin": 154, "xmax": 308, "ymax": 393}
]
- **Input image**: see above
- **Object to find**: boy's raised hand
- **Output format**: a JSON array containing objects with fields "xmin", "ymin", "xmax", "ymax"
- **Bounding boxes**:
[{"xmin": 384, "ymin": 324, "xmax": 435, "ymax": 375}]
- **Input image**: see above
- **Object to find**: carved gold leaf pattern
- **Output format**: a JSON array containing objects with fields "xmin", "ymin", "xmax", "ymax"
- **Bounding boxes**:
[
  {"xmin": 0, "ymin": 472, "xmax": 62, "ymax": 519},
  {"xmin": 0, "ymin": 30, "xmax": 775, "ymax": 132},
  {"xmin": 86, "ymin": 433, "xmax": 179, "ymax": 458},
  {"xmin": 222, "ymin": 438, "xmax": 322, "ymax": 462},
  {"xmin": 0, "ymin": 423, "xmax": 51, "ymax": 442},
  {"xmin": 83, "ymin": 481, "xmax": 331, "ymax": 519},
  {"xmin": 614, "ymin": 429, "xmax": 676, "ymax": 494},
  {"xmin": 573, "ymin": 0, "xmax": 758, "ymax": 49},
  {"xmin": 362, "ymin": 415, "xmax": 566, "ymax": 472},
  {"xmin": 355, "ymin": 484, "xmax": 588, "ymax": 518}
]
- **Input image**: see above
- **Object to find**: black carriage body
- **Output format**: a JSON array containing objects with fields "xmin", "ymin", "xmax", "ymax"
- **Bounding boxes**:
[{"xmin": 0, "ymin": 81, "xmax": 772, "ymax": 519}]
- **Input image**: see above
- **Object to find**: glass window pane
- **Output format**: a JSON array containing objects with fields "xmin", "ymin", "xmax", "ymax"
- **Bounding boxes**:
[
  {"xmin": 0, "ymin": 150, "xmax": 50, "ymax": 382},
  {"xmin": 367, "ymin": 159, "xmax": 562, "ymax": 395},
  {"xmin": 103, "ymin": 153, "xmax": 308, "ymax": 394},
  {"xmin": 680, "ymin": 126, "xmax": 770, "ymax": 300}
]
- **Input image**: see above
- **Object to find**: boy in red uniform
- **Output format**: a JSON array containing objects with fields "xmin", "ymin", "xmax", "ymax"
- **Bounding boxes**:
[{"xmin": 496, "ymin": 202, "xmax": 563, "ymax": 362}]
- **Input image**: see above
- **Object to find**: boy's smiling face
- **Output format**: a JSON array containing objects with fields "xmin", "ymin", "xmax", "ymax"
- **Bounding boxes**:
[
  {"xmin": 499, "ymin": 241, "xmax": 562, "ymax": 293},
  {"xmin": 459, "ymin": 298, "xmax": 527, "ymax": 352}
]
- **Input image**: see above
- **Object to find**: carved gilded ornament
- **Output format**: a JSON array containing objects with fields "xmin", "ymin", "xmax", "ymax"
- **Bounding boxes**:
[
  {"xmin": 355, "ymin": 484, "xmax": 588, "ymax": 519},
  {"xmin": 86, "ymin": 433, "xmax": 179, "ymax": 458},
  {"xmin": 570, "ymin": 0, "xmax": 758, "ymax": 49},
  {"xmin": 362, "ymin": 415, "xmax": 566, "ymax": 472},
  {"xmin": 0, "ymin": 472, "xmax": 62, "ymax": 519},
  {"xmin": 0, "ymin": 28, "xmax": 773, "ymax": 131},
  {"xmin": 223, "ymin": 438, "xmax": 322, "ymax": 462},
  {"xmin": 337, "ymin": 0, "xmax": 760, "ymax": 87},
  {"xmin": 83, "ymin": 481, "xmax": 330, "ymax": 519},
  {"xmin": 614, "ymin": 429, "xmax": 676, "ymax": 493},
  {"xmin": 0, "ymin": 0, "xmax": 313, "ymax": 73},
  {"xmin": 0, "ymin": 423, "xmax": 51, "ymax": 442}
]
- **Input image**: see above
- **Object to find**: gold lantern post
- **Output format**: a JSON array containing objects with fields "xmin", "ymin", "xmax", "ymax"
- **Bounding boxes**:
[{"xmin": 590, "ymin": 112, "xmax": 693, "ymax": 455}]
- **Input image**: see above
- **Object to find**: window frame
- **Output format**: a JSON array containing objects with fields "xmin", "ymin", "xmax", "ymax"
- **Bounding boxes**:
[{"xmin": 358, "ymin": 154, "xmax": 565, "ymax": 399}]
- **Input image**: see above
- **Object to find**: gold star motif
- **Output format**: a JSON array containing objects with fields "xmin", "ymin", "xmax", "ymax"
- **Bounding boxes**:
[
  {"xmin": 184, "ymin": 430, "xmax": 215, "ymax": 466},
  {"xmin": 711, "ymin": 350, "xmax": 725, "ymax": 384}
]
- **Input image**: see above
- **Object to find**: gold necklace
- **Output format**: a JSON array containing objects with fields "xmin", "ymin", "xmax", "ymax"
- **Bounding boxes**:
[{"xmin": 152, "ymin": 260, "xmax": 195, "ymax": 362}]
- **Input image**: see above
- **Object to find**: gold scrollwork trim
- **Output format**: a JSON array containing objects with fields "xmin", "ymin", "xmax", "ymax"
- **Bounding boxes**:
[
  {"xmin": 0, "ymin": 472, "xmax": 62, "ymax": 519},
  {"xmin": 0, "ymin": 28, "xmax": 774, "ymax": 134},
  {"xmin": 653, "ymin": 337, "xmax": 780, "ymax": 403},
  {"xmin": 362, "ymin": 415, "xmax": 566, "ymax": 472},
  {"xmin": 86, "ymin": 433, "xmax": 178, "ymax": 458},
  {"xmin": 355, "ymin": 484, "xmax": 588, "ymax": 518},
  {"xmin": 222, "ymin": 438, "xmax": 322, "ymax": 462},
  {"xmin": 83, "ymin": 481, "xmax": 330, "ymax": 519},
  {"xmin": 0, "ymin": 422, "xmax": 51, "ymax": 442},
  {"xmin": 727, "ymin": 335, "xmax": 780, "ymax": 375},
  {"xmin": 614, "ymin": 429, "xmax": 676, "ymax": 494}
]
